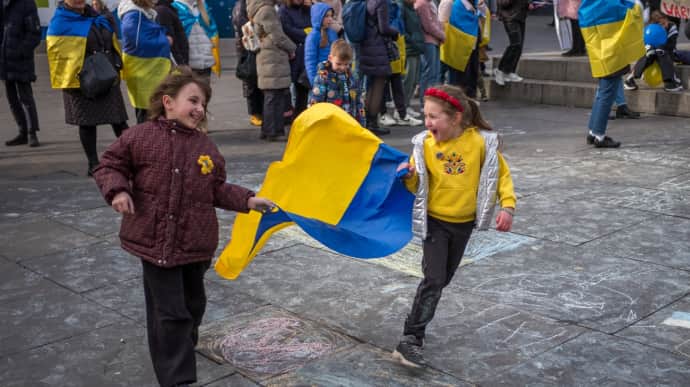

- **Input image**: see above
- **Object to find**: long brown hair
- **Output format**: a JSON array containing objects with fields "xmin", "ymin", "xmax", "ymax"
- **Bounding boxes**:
[
  {"xmin": 424, "ymin": 84, "xmax": 492, "ymax": 131},
  {"xmin": 148, "ymin": 66, "xmax": 213, "ymax": 132}
]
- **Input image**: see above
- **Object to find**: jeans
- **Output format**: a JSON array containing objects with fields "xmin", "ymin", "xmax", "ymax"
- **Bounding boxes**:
[
  {"xmin": 262, "ymin": 88, "xmax": 289, "ymax": 137},
  {"xmin": 594, "ymin": 81, "xmax": 626, "ymax": 106},
  {"xmin": 420, "ymin": 43, "xmax": 440, "ymax": 106},
  {"xmin": 588, "ymin": 77, "xmax": 622, "ymax": 136},
  {"xmin": 498, "ymin": 20, "xmax": 526, "ymax": 74}
]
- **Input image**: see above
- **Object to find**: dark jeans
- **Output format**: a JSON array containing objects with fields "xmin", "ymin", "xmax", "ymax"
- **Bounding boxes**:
[
  {"xmin": 449, "ymin": 47, "xmax": 480, "ymax": 99},
  {"xmin": 498, "ymin": 20, "xmax": 526, "ymax": 74},
  {"xmin": 404, "ymin": 217, "xmax": 474, "ymax": 340},
  {"xmin": 4, "ymin": 80, "xmax": 40, "ymax": 134},
  {"xmin": 135, "ymin": 108, "xmax": 148, "ymax": 124},
  {"xmin": 142, "ymin": 259, "xmax": 211, "ymax": 387},
  {"xmin": 262, "ymin": 88, "xmax": 289, "ymax": 137},
  {"xmin": 243, "ymin": 79, "xmax": 264, "ymax": 117},
  {"xmin": 78, "ymin": 122, "xmax": 128, "ymax": 167}
]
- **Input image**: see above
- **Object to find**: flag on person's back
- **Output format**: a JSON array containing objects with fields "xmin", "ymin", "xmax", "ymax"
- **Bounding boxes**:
[
  {"xmin": 579, "ymin": 0, "xmax": 645, "ymax": 78},
  {"xmin": 440, "ymin": 0, "xmax": 479, "ymax": 71},
  {"xmin": 215, "ymin": 103, "xmax": 415, "ymax": 280}
]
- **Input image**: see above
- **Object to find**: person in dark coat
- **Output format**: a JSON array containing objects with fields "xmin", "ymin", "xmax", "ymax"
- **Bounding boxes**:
[
  {"xmin": 155, "ymin": 0, "xmax": 190, "ymax": 65},
  {"xmin": 48, "ymin": 0, "xmax": 129, "ymax": 176},
  {"xmin": 1, "ymin": 0, "xmax": 42, "ymax": 147},
  {"xmin": 400, "ymin": 0, "xmax": 424, "ymax": 116},
  {"xmin": 279, "ymin": 0, "xmax": 311, "ymax": 116},
  {"xmin": 360, "ymin": 0, "xmax": 399, "ymax": 135},
  {"xmin": 494, "ymin": 0, "xmax": 531, "ymax": 85}
]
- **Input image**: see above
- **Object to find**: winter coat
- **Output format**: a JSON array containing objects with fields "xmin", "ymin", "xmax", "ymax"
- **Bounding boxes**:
[
  {"xmin": 414, "ymin": 0, "xmax": 444, "ymax": 45},
  {"xmin": 308, "ymin": 60, "xmax": 366, "ymax": 126},
  {"xmin": 155, "ymin": 0, "xmax": 190, "ymax": 65},
  {"xmin": 93, "ymin": 118, "xmax": 255, "ymax": 268},
  {"xmin": 557, "ymin": 0, "xmax": 580, "ymax": 20},
  {"xmin": 304, "ymin": 2, "xmax": 339, "ymax": 86},
  {"xmin": 401, "ymin": 0, "xmax": 424, "ymax": 56},
  {"xmin": 0, "ymin": 0, "xmax": 41, "ymax": 82},
  {"xmin": 497, "ymin": 0, "xmax": 530, "ymax": 22},
  {"xmin": 278, "ymin": 2, "xmax": 311, "ymax": 83},
  {"xmin": 248, "ymin": 0, "xmax": 296, "ymax": 89},
  {"xmin": 57, "ymin": 4, "xmax": 128, "ymax": 126},
  {"xmin": 360, "ymin": 0, "xmax": 399, "ymax": 77}
]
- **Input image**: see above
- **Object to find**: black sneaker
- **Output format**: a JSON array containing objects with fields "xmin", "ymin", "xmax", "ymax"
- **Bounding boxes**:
[
  {"xmin": 5, "ymin": 133, "xmax": 28, "ymax": 146},
  {"xmin": 623, "ymin": 77, "xmax": 638, "ymax": 91},
  {"xmin": 392, "ymin": 336, "xmax": 426, "ymax": 368},
  {"xmin": 664, "ymin": 82, "xmax": 683, "ymax": 92},
  {"xmin": 586, "ymin": 134, "xmax": 595, "ymax": 144},
  {"xmin": 593, "ymin": 136, "xmax": 621, "ymax": 148},
  {"xmin": 615, "ymin": 105, "xmax": 640, "ymax": 119}
]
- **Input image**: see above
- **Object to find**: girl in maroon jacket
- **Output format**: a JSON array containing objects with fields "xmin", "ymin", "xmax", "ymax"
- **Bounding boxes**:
[{"xmin": 93, "ymin": 67, "xmax": 274, "ymax": 387}]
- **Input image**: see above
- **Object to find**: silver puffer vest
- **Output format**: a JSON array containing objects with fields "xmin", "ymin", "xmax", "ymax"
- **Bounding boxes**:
[{"xmin": 410, "ymin": 129, "xmax": 502, "ymax": 238}]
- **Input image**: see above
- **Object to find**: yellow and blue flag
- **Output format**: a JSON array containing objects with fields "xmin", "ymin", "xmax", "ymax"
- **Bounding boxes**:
[
  {"xmin": 440, "ymin": 1, "xmax": 479, "ymax": 72},
  {"xmin": 46, "ymin": 7, "xmax": 115, "ymax": 89},
  {"xmin": 120, "ymin": 10, "xmax": 171, "ymax": 109},
  {"xmin": 215, "ymin": 103, "xmax": 415, "ymax": 280},
  {"xmin": 173, "ymin": 0, "xmax": 221, "ymax": 76},
  {"xmin": 579, "ymin": 0, "xmax": 645, "ymax": 78}
]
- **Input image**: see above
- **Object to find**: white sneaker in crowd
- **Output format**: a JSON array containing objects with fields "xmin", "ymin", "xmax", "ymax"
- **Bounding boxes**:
[
  {"xmin": 507, "ymin": 72, "xmax": 523, "ymax": 82},
  {"xmin": 393, "ymin": 111, "xmax": 423, "ymax": 126},
  {"xmin": 493, "ymin": 68, "xmax": 506, "ymax": 86},
  {"xmin": 379, "ymin": 113, "xmax": 397, "ymax": 127},
  {"xmin": 406, "ymin": 107, "xmax": 421, "ymax": 118}
]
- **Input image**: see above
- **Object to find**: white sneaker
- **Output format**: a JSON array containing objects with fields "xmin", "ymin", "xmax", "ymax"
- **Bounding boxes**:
[
  {"xmin": 379, "ymin": 113, "xmax": 397, "ymax": 127},
  {"xmin": 507, "ymin": 73, "xmax": 523, "ymax": 82},
  {"xmin": 395, "ymin": 115, "xmax": 423, "ymax": 127},
  {"xmin": 406, "ymin": 107, "xmax": 421, "ymax": 118},
  {"xmin": 494, "ymin": 68, "xmax": 506, "ymax": 86}
]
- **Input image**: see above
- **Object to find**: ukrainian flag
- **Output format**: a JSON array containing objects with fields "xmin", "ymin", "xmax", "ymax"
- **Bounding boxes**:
[
  {"xmin": 440, "ymin": 0, "xmax": 479, "ymax": 72},
  {"xmin": 173, "ymin": 0, "xmax": 221, "ymax": 76},
  {"xmin": 120, "ymin": 10, "xmax": 171, "ymax": 109},
  {"xmin": 215, "ymin": 103, "xmax": 415, "ymax": 280},
  {"xmin": 46, "ymin": 7, "xmax": 115, "ymax": 89},
  {"xmin": 579, "ymin": 0, "xmax": 645, "ymax": 78}
]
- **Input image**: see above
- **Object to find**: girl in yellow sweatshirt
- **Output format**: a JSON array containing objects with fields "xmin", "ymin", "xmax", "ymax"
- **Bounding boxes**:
[{"xmin": 392, "ymin": 84, "xmax": 516, "ymax": 368}]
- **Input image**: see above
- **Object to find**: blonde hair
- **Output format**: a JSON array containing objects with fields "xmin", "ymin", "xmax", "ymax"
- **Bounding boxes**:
[
  {"xmin": 148, "ymin": 66, "xmax": 213, "ymax": 132},
  {"xmin": 330, "ymin": 39, "xmax": 353, "ymax": 61},
  {"xmin": 424, "ymin": 84, "xmax": 492, "ymax": 131}
]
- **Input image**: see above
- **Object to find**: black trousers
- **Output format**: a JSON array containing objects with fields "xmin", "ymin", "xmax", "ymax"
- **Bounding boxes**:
[
  {"xmin": 633, "ymin": 52, "xmax": 678, "ymax": 82},
  {"xmin": 449, "ymin": 47, "xmax": 480, "ymax": 99},
  {"xmin": 78, "ymin": 122, "xmax": 128, "ymax": 167},
  {"xmin": 135, "ymin": 108, "xmax": 148, "ymax": 124},
  {"xmin": 293, "ymin": 83, "xmax": 310, "ymax": 117},
  {"xmin": 142, "ymin": 259, "xmax": 211, "ymax": 387},
  {"xmin": 243, "ymin": 79, "xmax": 264, "ymax": 117},
  {"xmin": 382, "ymin": 73, "xmax": 407, "ymax": 118},
  {"xmin": 498, "ymin": 20, "xmax": 526, "ymax": 74},
  {"xmin": 366, "ymin": 76, "xmax": 388, "ymax": 128},
  {"xmin": 404, "ymin": 217, "xmax": 474, "ymax": 340},
  {"xmin": 261, "ymin": 88, "xmax": 289, "ymax": 137},
  {"xmin": 4, "ymin": 80, "xmax": 40, "ymax": 134}
]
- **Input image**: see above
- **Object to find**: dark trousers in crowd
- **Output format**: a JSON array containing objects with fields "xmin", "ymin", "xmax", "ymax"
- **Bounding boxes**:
[
  {"xmin": 261, "ymin": 88, "xmax": 289, "ymax": 138},
  {"xmin": 449, "ymin": 47, "xmax": 480, "ymax": 99},
  {"xmin": 135, "ymin": 108, "xmax": 148, "ymax": 124},
  {"xmin": 79, "ymin": 122, "xmax": 128, "ymax": 172},
  {"xmin": 633, "ymin": 52, "xmax": 678, "ymax": 82},
  {"xmin": 366, "ymin": 76, "xmax": 388, "ymax": 128},
  {"xmin": 403, "ymin": 217, "xmax": 474, "ymax": 340},
  {"xmin": 293, "ymin": 83, "xmax": 310, "ymax": 117},
  {"xmin": 5, "ymin": 80, "xmax": 40, "ymax": 136},
  {"xmin": 243, "ymin": 79, "xmax": 264, "ymax": 117},
  {"xmin": 192, "ymin": 67, "xmax": 212, "ymax": 84},
  {"xmin": 142, "ymin": 259, "xmax": 211, "ymax": 387},
  {"xmin": 498, "ymin": 20, "xmax": 526, "ymax": 74},
  {"xmin": 383, "ymin": 73, "xmax": 407, "ymax": 118}
]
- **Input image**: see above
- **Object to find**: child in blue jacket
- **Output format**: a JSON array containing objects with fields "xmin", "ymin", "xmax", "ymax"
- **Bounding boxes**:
[{"xmin": 304, "ymin": 2, "xmax": 339, "ymax": 86}]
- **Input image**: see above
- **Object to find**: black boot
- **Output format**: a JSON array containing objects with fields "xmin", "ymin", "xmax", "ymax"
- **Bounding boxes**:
[
  {"xmin": 5, "ymin": 131, "xmax": 28, "ymax": 146},
  {"xmin": 28, "ymin": 130, "xmax": 40, "ymax": 147},
  {"xmin": 615, "ymin": 105, "xmax": 640, "ymax": 119}
]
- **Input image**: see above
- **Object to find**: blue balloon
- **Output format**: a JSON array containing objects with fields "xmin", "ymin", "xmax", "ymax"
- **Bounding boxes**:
[{"xmin": 644, "ymin": 23, "xmax": 667, "ymax": 47}]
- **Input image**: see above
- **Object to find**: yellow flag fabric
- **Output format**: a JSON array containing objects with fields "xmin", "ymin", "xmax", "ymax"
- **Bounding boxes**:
[
  {"xmin": 480, "ymin": 11, "xmax": 491, "ymax": 47},
  {"xmin": 390, "ymin": 35, "xmax": 407, "ymax": 75},
  {"xmin": 579, "ymin": 1, "xmax": 645, "ymax": 78},
  {"xmin": 211, "ymin": 36, "xmax": 222, "ymax": 76}
]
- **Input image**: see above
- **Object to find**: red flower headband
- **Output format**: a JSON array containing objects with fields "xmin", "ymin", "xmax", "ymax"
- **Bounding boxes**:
[{"xmin": 424, "ymin": 88, "xmax": 464, "ymax": 112}]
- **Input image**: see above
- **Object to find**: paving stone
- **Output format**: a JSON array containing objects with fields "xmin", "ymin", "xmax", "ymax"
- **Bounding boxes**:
[
  {"xmin": 0, "ymin": 321, "xmax": 234, "ymax": 387},
  {"xmin": 0, "ymin": 178, "xmax": 105, "ymax": 216},
  {"xmin": 581, "ymin": 215, "xmax": 690, "ymax": 270},
  {"xmin": 0, "ymin": 267, "xmax": 122, "ymax": 356},
  {"xmin": 21, "ymin": 242, "xmax": 140, "ymax": 293},
  {"xmin": 0, "ymin": 217, "xmax": 102, "ymax": 261},
  {"xmin": 658, "ymin": 171, "xmax": 690, "ymax": 193},
  {"xmin": 50, "ymin": 206, "xmax": 122, "ymax": 237},
  {"xmin": 205, "ymin": 373, "xmax": 260, "ymax": 386},
  {"xmin": 480, "ymin": 331, "xmax": 690, "ymax": 386},
  {"xmin": 198, "ymin": 306, "xmax": 356, "ymax": 382},
  {"xmin": 616, "ymin": 296, "xmax": 690, "ymax": 359},
  {"xmin": 265, "ymin": 343, "xmax": 470, "ymax": 386},
  {"xmin": 584, "ymin": 144, "xmax": 690, "ymax": 170},
  {"xmin": 450, "ymin": 241, "xmax": 690, "ymax": 334}
]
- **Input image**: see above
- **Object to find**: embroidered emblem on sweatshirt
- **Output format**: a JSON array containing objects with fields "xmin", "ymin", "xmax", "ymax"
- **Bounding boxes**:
[{"xmin": 436, "ymin": 151, "xmax": 465, "ymax": 175}]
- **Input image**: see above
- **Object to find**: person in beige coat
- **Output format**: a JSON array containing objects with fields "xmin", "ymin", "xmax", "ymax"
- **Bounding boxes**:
[{"xmin": 248, "ymin": 0, "xmax": 296, "ymax": 140}]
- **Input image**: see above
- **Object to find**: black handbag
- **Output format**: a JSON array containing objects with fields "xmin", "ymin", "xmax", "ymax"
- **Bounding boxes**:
[
  {"xmin": 236, "ymin": 50, "xmax": 258, "ymax": 81},
  {"xmin": 385, "ymin": 39, "xmax": 400, "ymax": 62},
  {"xmin": 78, "ymin": 30, "xmax": 119, "ymax": 99}
]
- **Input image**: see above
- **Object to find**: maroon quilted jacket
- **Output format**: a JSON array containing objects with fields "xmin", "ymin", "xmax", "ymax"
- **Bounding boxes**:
[{"xmin": 93, "ymin": 118, "xmax": 255, "ymax": 267}]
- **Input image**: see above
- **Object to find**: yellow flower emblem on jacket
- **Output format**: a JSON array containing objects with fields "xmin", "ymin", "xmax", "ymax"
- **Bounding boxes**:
[{"xmin": 197, "ymin": 155, "xmax": 214, "ymax": 175}]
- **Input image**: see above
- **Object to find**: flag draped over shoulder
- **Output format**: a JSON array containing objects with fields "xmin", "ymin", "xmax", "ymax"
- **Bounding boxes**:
[
  {"xmin": 46, "ymin": 7, "xmax": 114, "ymax": 89},
  {"xmin": 579, "ymin": 0, "xmax": 644, "ymax": 78},
  {"xmin": 215, "ymin": 103, "xmax": 415, "ymax": 280},
  {"xmin": 440, "ymin": 0, "xmax": 479, "ymax": 72},
  {"xmin": 172, "ymin": 0, "xmax": 221, "ymax": 76},
  {"xmin": 119, "ymin": 9, "xmax": 171, "ymax": 109}
]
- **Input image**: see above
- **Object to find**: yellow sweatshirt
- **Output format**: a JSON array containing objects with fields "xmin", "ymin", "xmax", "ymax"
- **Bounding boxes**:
[{"xmin": 405, "ymin": 127, "xmax": 516, "ymax": 223}]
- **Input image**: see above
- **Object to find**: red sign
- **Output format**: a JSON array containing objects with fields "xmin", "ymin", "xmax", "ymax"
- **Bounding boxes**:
[{"xmin": 661, "ymin": 0, "xmax": 690, "ymax": 18}]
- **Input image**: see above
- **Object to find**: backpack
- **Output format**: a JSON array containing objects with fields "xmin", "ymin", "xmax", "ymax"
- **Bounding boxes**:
[{"xmin": 342, "ymin": 0, "xmax": 367, "ymax": 43}]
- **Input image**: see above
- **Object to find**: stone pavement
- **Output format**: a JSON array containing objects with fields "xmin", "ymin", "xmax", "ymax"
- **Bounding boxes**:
[{"xmin": 2, "ymin": 16, "xmax": 690, "ymax": 387}]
